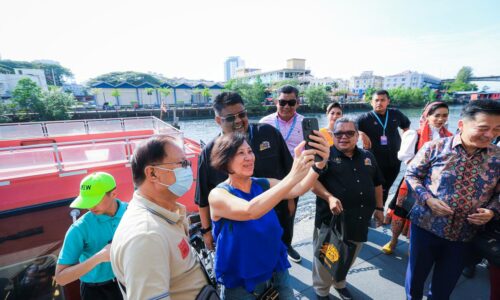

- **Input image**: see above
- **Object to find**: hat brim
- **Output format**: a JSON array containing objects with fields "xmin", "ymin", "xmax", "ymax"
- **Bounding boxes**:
[{"xmin": 70, "ymin": 194, "xmax": 104, "ymax": 209}]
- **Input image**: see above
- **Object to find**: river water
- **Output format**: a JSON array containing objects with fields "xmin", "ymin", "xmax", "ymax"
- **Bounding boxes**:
[{"xmin": 178, "ymin": 105, "xmax": 463, "ymax": 223}]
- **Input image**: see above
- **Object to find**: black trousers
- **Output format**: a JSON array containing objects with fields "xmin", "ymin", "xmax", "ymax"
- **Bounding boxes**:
[
  {"xmin": 80, "ymin": 280, "xmax": 123, "ymax": 300},
  {"xmin": 379, "ymin": 162, "xmax": 401, "ymax": 205},
  {"xmin": 274, "ymin": 198, "xmax": 298, "ymax": 248}
]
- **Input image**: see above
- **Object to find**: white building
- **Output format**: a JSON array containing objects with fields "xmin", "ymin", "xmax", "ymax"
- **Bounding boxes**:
[
  {"xmin": 0, "ymin": 68, "xmax": 48, "ymax": 99},
  {"xmin": 236, "ymin": 58, "xmax": 311, "ymax": 85},
  {"xmin": 308, "ymin": 77, "xmax": 350, "ymax": 91},
  {"xmin": 350, "ymin": 71, "xmax": 384, "ymax": 95},
  {"xmin": 224, "ymin": 56, "xmax": 245, "ymax": 81},
  {"xmin": 383, "ymin": 70, "xmax": 441, "ymax": 89}
]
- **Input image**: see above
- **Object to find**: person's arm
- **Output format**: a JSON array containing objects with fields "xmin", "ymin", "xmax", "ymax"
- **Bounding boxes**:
[
  {"xmin": 358, "ymin": 131, "xmax": 372, "ymax": 149},
  {"xmin": 120, "ymin": 234, "xmax": 172, "ymax": 300},
  {"xmin": 373, "ymin": 185, "xmax": 384, "ymax": 226},
  {"xmin": 275, "ymin": 131, "xmax": 330, "ymax": 199},
  {"xmin": 209, "ymin": 142, "xmax": 315, "ymax": 221},
  {"xmin": 398, "ymin": 109, "xmax": 411, "ymax": 131},
  {"xmin": 195, "ymin": 147, "xmax": 215, "ymax": 250},
  {"xmin": 312, "ymin": 180, "xmax": 343, "ymax": 214},
  {"xmin": 398, "ymin": 130, "xmax": 418, "ymax": 163},
  {"xmin": 405, "ymin": 143, "xmax": 453, "ymax": 216},
  {"xmin": 55, "ymin": 244, "xmax": 110, "ymax": 285}
]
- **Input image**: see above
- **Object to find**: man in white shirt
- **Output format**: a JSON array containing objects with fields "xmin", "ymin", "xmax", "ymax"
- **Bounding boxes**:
[{"xmin": 111, "ymin": 136, "xmax": 207, "ymax": 300}]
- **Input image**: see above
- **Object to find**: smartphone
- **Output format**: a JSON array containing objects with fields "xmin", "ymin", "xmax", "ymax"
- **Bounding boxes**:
[{"xmin": 302, "ymin": 117, "xmax": 322, "ymax": 162}]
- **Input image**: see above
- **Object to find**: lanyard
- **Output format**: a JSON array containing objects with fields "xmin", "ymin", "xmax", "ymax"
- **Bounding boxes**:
[
  {"xmin": 275, "ymin": 114, "xmax": 297, "ymax": 142},
  {"xmin": 371, "ymin": 110, "xmax": 389, "ymax": 135}
]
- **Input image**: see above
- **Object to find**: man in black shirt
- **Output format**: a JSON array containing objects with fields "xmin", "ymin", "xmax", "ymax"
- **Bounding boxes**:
[
  {"xmin": 356, "ymin": 90, "xmax": 410, "ymax": 205},
  {"xmin": 312, "ymin": 117, "xmax": 384, "ymax": 300},
  {"xmin": 195, "ymin": 92, "xmax": 293, "ymax": 251}
]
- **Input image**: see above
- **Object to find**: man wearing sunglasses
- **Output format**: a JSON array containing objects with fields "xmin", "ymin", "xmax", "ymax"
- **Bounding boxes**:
[
  {"xmin": 259, "ymin": 85, "xmax": 305, "ymax": 263},
  {"xmin": 195, "ymin": 92, "xmax": 293, "ymax": 254},
  {"xmin": 312, "ymin": 118, "xmax": 384, "ymax": 300}
]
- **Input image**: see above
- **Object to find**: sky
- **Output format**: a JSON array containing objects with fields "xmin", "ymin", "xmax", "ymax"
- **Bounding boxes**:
[{"xmin": 1, "ymin": 0, "xmax": 499, "ymax": 84}]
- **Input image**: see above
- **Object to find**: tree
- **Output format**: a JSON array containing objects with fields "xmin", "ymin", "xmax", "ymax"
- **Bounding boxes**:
[
  {"xmin": 201, "ymin": 87, "xmax": 212, "ymax": 102},
  {"xmin": 0, "ymin": 59, "xmax": 73, "ymax": 86},
  {"xmin": 364, "ymin": 87, "xmax": 377, "ymax": 102},
  {"xmin": 12, "ymin": 78, "xmax": 45, "ymax": 120},
  {"xmin": 303, "ymin": 86, "xmax": 328, "ymax": 109},
  {"xmin": 456, "ymin": 66, "xmax": 473, "ymax": 83},
  {"xmin": 88, "ymin": 71, "xmax": 162, "ymax": 86},
  {"xmin": 111, "ymin": 89, "xmax": 121, "ymax": 105},
  {"xmin": 145, "ymin": 88, "xmax": 155, "ymax": 105},
  {"xmin": 41, "ymin": 88, "xmax": 77, "ymax": 120},
  {"xmin": 158, "ymin": 87, "xmax": 172, "ymax": 104},
  {"xmin": 224, "ymin": 78, "xmax": 266, "ymax": 113}
]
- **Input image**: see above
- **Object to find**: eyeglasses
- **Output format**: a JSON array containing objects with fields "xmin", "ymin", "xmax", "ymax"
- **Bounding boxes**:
[
  {"xmin": 333, "ymin": 131, "xmax": 356, "ymax": 138},
  {"xmin": 278, "ymin": 99, "xmax": 297, "ymax": 107},
  {"xmin": 220, "ymin": 110, "xmax": 247, "ymax": 123},
  {"xmin": 151, "ymin": 160, "xmax": 192, "ymax": 169}
]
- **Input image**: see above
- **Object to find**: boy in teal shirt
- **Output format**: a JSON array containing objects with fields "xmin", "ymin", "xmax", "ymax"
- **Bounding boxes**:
[{"xmin": 55, "ymin": 172, "xmax": 126, "ymax": 300}]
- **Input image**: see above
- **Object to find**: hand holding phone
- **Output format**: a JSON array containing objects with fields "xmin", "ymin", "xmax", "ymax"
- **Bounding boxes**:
[{"xmin": 302, "ymin": 117, "xmax": 322, "ymax": 162}]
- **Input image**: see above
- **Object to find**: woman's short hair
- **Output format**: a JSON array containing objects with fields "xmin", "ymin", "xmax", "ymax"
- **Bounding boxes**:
[
  {"xmin": 210, "ymin": 132, "xmax": 248, "ymax": 174},
  {"xmin": 326, "ymin": 102, "xmax": 342, "ymax": 114}
]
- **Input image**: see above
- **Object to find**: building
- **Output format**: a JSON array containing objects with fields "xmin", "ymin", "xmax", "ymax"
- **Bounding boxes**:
[
  {"xmin": 383, "ymin": 71, "xmax": 440, "ymax": 90},
  {"xmin": 224, "ymin": 56, "xmax": 245, "ymax": 81},
  {"xmin": 0, "ymin": 68, "xmax": 48, "ymax": 99},
  {"xmin": 350, "ymin": 71, "xmax": 384, "ymax": 96},
  {"xmin": 236, "ymin": 58, "xmax": 311, "ymax": 85},
  {"xmin": 307, "ymin": 77, "xmax": 350, "ymax": 91},
  {"xmin": 91, "ymin": 81, "xmax": 224, "ymax": 107}
]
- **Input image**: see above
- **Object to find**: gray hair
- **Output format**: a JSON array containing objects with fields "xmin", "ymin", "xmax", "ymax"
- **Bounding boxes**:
[{"xmin": 333, "ymin": 117, "xmax": 358, "ymax": 132}]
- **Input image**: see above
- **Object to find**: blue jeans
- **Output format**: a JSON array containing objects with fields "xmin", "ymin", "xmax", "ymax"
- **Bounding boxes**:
[
  {"xmin": 405, "ymin": 223, "xmax": 470, "ymax": 300},
  {"xmin": 221, "ymin": 270, "xmax": 294, "ymax": 300}
]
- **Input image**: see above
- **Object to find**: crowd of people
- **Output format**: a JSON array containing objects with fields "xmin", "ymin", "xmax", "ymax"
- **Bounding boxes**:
[{"xmin": 53, "ymin": 87, "xmax": 499, "ymax": 300}]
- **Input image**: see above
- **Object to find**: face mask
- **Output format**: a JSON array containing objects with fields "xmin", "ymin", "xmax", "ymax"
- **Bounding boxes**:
[{"xmin": 154, "ymin": 166, "xmax": 193, "ymax": 197}]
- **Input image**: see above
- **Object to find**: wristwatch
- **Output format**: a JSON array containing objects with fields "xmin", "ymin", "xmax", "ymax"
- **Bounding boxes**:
[
  {"xmin": 200, "ymin": 225, "xmax": 212, "ymax": 235},
  {"xmin": 312, "ymin": 163, "xmax": 328, "ymax": 175},
  {"xmin": 374, "ymin": 207, "xmax": 384, "ymax": 212}
]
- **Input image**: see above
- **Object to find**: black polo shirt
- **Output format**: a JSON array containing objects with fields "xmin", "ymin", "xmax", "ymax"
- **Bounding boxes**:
[
  {"xmin": 356, "ymin": 108, "xmax": 410, "ymax": 168},
  {"xmin": 195, "ymin": 123, "xmax": 293, "ymax": 208},
  {"xmin": 315, "ymin": 146, "xmax": 384, "ymax": 242}
]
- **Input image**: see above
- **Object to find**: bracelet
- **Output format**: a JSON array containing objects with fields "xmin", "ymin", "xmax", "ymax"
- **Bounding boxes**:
[
  {"xmin": 312, "ymin": 163, "xmax": 328, "ymax": 175},
  {"xmin": 200, "ymin": 225, "xmax": 212, "ymax": 234},
  {"xmin": 374, "ymin": 207, "xmax": 384, "ymax": 212}
]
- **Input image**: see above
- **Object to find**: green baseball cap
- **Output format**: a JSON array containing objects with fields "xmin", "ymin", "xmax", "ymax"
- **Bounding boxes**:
[{"xmin": 70, "ymin": 172, "xmax": 116, "ymax": 209}]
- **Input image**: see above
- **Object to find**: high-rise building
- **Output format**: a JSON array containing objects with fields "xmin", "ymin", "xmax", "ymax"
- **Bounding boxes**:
[{"xmin": 224, "ymin": 56, "xmax": 244, "ymax": 81}]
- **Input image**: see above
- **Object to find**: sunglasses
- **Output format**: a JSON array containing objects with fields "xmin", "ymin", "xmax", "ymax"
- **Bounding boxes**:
[
  {"xmin": 278, "ymin": 99, "xmax": 297, "ymax": 107},
  {"xmin": 151, "ymin": 159, "xmax": 192, "ymax": 169},
  {"xmin": 220, "ymin": 110, "xmax": 247, "ymax": 123},
  {"xmin": 333, "ymin": 131, "xmax": 356, "ymax": 138}
]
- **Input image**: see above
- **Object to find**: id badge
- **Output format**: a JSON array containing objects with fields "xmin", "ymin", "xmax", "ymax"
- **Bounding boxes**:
[{"xmin": 380, "ymin": 135, "xmax": 388, "ymax": 145}]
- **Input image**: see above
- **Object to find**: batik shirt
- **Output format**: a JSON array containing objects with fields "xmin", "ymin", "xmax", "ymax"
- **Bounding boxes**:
[{"xmin": 406, "ymin": 135, "xmax": 500, "ymax": 242}]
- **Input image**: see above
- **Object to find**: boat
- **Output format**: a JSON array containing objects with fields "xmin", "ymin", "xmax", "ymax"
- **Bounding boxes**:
[{"xmin": 0, "ymin": 116, "xmax": 201, "ymax": 299}]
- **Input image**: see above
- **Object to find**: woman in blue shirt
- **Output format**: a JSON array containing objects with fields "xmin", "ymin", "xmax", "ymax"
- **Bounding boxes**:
[{"xmin": 208, "ymin": 132, "xmax": 329, "ymax": 299}]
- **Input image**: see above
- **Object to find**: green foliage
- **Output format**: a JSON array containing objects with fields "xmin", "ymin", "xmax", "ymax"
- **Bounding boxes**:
[
  {"xmin": 88, "ymin": 71, "xmax": 162, "ymax": 86},
  {"xmin": 201, "ymin": 87, "xmax": 212, "ymax": 98},
  {"xmin": 12, "ymin": 78, "xmax": 45, "ymax": 120},
  {"xmin": 364, "ymin": 87, "xmax": 377, "ymax": 102},
  {"xmin": 224, "ymin": 78, "xmax": 266, "ymax": 113},
  {"xmin": 0, "ymin": 59, "xmax": 73, "ymax": 85},
  {"xmin": 332, "ymin": 89, "xmax": 350, "ymax": 96},
  {"xmin": 388, "ymin": 87, "xmax": 427, "ymax": 106},
  {"xmin": 303, "ymin": 86, "xmax": 329, "ymax": 109},
  {"xmin": 111, "ymin": 88, "xmax": 120, "ymax": 98},
  {"xmin": 41, "ymin": 88, "xmax": 77, "ymax": 120},
  {"xmin": 456, "ymin": 66, "xmax": 473, "ymax": 83},
  {"xmin": 270, "ymin": 79, "xmax": 300, "ymax": 92},
  {"xmin": 158, "ymin": 87, "xmax": 172, "ymax": 97},
  {"xmin": 5, "ymin": 78, "xmax": 76, "ymax": 122}
]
